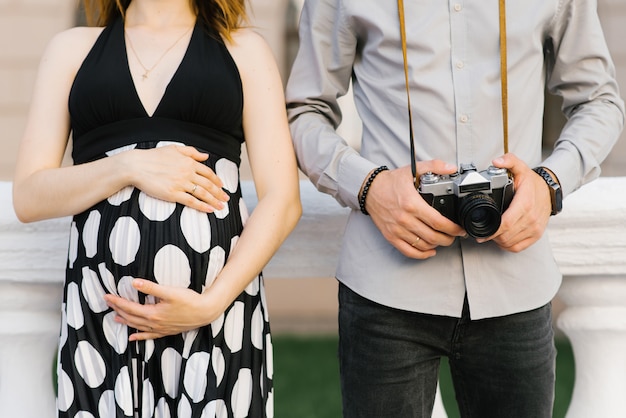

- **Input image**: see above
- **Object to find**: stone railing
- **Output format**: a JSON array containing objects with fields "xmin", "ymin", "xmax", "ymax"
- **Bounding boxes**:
[{"xmin": 1, "ymin": 178, "xmax": 625, "ymax": 417}]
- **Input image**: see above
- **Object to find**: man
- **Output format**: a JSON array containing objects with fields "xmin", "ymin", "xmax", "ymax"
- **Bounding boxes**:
[{"xmin": 286, "ymin": 0, "xmax": 624, "ymax": 417}]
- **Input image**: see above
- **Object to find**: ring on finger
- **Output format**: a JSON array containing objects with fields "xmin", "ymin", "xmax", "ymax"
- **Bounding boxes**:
[
  {"xmin": 411, "ymin": 236, "xmax": 421, "ymax": 248},
  {"xmin": 191, "ymin": 184, "xmax": 198, "ymax": 195}
]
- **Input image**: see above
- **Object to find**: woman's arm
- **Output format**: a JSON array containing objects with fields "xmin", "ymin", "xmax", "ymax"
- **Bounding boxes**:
[
  {"xmin": 104, "ymin": 29, "xmax": 302, "ymax": 339},
  {"xmin": 13, "ymin": 28, "xmax": 228, "ymax": 223},
  {"xmin": 208, "ymin": 27, "xmax": 302, "ymax": 310}
]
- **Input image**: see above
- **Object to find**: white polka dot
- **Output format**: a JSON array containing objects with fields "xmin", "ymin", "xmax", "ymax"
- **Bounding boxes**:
[
  {"xmin": 106, "ymin": 143, "xmax": 137, "ymax": 156},
  {"xmin": 211, "ymin": 312, "xmax": 224, "ymax": 338},
  {"xmin": 57, "ymin": 368, "xmax": 74, "ymax": 412},
  {"xmin": 266, "ymin": 389, "xmax": 274, "ymax": 418},
  {"xmin": 180, "ymin": 206, "xmax": 211, "ymax": 253},
  {"xmin": 214, "ymin": 204, "xmax": 230, "ymax": 219},
  {"xmin": 231, "ymin": 368, "xmax": 253, "ymax": 418},
  {"xmin": 239, "ymin": 197, "xmax": 249, "ymax": 226},
  {"xmin": 145, "ymin": 338, "xmax": 155, "ymax": 362},
  {"xmin": 142, "ymin": 380, "xmax": 155, "ymax": 418},
  {"xmin": 98, "ymin": 390, "xmax": 116, "ymax": 418},
  {"xmin": 81, "ymin": 267, "xmax": 108, "ymax": 313},
  {"xmin": 75, "ymin": 411, "xmax": 96, "ymax": 418},
  {"xmin": 154, "ymin": 245, "xmax": 191, "ymax": 288},
  {"xmin": 245, "ymin": 275, "xmax": 259, "ymax": 296},
  {"xmin": 75, "ymin": 341, "xmax": 106, "ymax": 388},
  {"xmin": 182, "ymin": 329, "xmax": 199, "ymax": 359},
  {"xmin": 155, "ymin": 397, "xmax": 172, "ymax": 418},
  {"xmin": 224, "ymin": 301, "xmax": 245, "ymax": 353},
  {"xmin": 103, "ymin": 311, "xmax": 128, "ymax": 354},
  {"xmin": 177, "ymin": 396, "xmax": 192, "ymax": 417},
  {"xmin": 98, "ymin": 263, "xmax": 118, "ymax": 295},
  {"xmin": 261, "ymin": 364, "xmax": 265, "ymax": 394},
  {"xmin": 205, "ymin": 246, "xmax": 225, "ymax": 287},
  {"xmin": 117, "ymin": 276, "xmax": 139, "ymax": 303},
  {"xmin": 59, "ymin": 304, "xmax": 68, "ymax": 349},
  {"xmin": 82, "ymin": 210, "xmax": 101, "ymax": 258},
  {"xmin": 161, "ymin": 347, "xmax": 183, "ymax": 398},
  {"xmin": 139, "ymin": 191, "xmax": 177, "ymax": 221},
  {"xmin": 260, "ymin": 279, "xmax": 269, "ymax": 322},
  {"xmin": 114, "ymin": 366, "xmax": 134, "ymax": 416},
  {"xmin": 251, "ymin": 303, "xmax": 264, "ymax": 350},
  {"xmin": 215, "ymin": 158, "xmax": 239, "ymax": 193},
  {"xmin": 156, "ymin": 141, "xmax": 184, "ymax": 148},
  {"xmin": 69, "ymin": 222, "xmax": 78, "ymax": 268},
  {"xmin": 266, "ymin": 333, "xmax": 274, "ymax": 379},
  {"xmin": 109, "ymin": 216, "xmax": 141, "ymax": 266},
  {"xmin": 230, "ymin": 235, "xmax": 239, "ymax": 255},
  {"xmin": 108, "ymin": 186, "xmax": 133, "ymax": 206},
  {"xmin": 66, "ymin": 282, "xmax": 84, "ymax": 330},
  {"xmin": 203, "ymin": 399, "xmax": 228, "ymax": 418},
  {"xmin": 184, "ymin": 352, "xmax": 211, "ymax": 403},
  {"xmin": 212, "ymin": 347, "xmax": 225, "ymax": 387}
]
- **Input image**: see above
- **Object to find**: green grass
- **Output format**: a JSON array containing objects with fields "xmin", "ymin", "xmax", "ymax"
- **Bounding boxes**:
[{"xmin": 273, "ymin": 335, "xmax": 575, "ymax": 418}]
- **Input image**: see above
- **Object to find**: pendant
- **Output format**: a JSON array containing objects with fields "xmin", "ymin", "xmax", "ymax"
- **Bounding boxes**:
[{"xmin": 142, "ymin": 71, "xmax": 149, "ymax": 81}]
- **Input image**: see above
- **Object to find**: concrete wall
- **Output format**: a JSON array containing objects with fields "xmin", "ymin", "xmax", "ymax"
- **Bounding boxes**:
[
  {"xmin": 0, "ymin": 0, "xmax": 75, "ymax": 180},
  {"xmin": 598, "ymin": 0, "xmax": 626, "ymax": 175}
]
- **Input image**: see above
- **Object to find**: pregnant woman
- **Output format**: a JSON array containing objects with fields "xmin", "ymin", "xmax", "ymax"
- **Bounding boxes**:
[{"xmin": 12, "ymin": 0, "xmax": 301, "ymax": 417}]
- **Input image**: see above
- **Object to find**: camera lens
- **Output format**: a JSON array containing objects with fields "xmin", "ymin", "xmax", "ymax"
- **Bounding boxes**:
[{"xmin": 458, "ymin": 193, "xmax": 501, "ymax": 238}]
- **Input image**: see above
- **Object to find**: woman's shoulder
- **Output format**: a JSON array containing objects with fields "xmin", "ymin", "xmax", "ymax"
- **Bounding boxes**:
[
  {"xmin": 225, "ymin": 28, "xmax": 277, "ymax": 71},
  {"xmin": 42, "ymin": 26, "xmax": 106, "ymax": 72},
  {"xmin": 228, "ymin": 27, "xmax": 267, "ymax": 48}
]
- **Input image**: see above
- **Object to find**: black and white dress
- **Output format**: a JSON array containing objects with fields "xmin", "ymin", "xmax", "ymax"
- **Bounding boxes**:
[{"xmin": 57, "ymin": 17, "xmax": 273, "ymax": 418}]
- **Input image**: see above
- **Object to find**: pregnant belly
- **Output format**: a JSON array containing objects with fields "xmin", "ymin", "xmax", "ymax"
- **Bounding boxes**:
[{"xmin": 70, "ymin": 186, "xmax": 243, "ymax": 292}]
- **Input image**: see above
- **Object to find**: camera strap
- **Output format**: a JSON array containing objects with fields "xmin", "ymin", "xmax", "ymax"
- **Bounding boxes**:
[{"xmin": 397, "ymin": 0, "xmax": 509, "ymax": 187}]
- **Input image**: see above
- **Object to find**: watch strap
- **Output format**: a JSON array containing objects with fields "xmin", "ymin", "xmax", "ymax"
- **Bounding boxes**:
[{"xmin": 533, "ymin": 166, "xmax": 563, "ymax": 215}]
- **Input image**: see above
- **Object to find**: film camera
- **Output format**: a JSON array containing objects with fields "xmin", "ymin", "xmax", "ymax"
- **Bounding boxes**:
[{"xmin": 418, "ymin": 163, "xmax": 514, "ymax": 238}]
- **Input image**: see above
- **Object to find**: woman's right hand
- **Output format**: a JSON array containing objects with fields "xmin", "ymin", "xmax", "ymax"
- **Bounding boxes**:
[{"xmin": 124, "ymin": 144, "xmax": 230, "ymax": 213}]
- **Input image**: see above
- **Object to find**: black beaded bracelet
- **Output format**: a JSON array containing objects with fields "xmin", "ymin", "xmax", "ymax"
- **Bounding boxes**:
[{"xmin": 359, "ymin": 166, "xmax": 389, "ymax": 215}]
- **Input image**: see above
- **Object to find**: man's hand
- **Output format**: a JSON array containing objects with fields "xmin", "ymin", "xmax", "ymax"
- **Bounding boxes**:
[
  {"xmin": 480, "ymin": 153, "xmax": 552, "ymax": 252},
  {"xmin": 364, "ymin": 161, "xmax": 466, "ymax": 259}
]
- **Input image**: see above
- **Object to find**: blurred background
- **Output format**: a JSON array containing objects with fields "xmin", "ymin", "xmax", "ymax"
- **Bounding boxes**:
[{"xmin": 1, "ymin": 0, "xmax": 624, "ymax": 181}]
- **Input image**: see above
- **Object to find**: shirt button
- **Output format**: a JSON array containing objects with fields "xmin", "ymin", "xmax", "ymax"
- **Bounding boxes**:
[
  {"xmin": 460, "ymin": 114, "xmax": 469, "ymax": 123},
  {"xmin": 456, "ymin": 61, "xmax": 465, "ymax": 69},
  {"xmin": 453, "ymin": 3, "xmax": 462, "ymax": 12}
]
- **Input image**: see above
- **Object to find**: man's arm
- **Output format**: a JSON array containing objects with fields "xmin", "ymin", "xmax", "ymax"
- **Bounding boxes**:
[
  {"xmin": 286, "ymin": 0, "xmax": 376, "ymax": 209},
  {"xmin": 541, "ymin": 0, "xmax": 625, "ymax": 196},
  {"xmin": 286, "ymin": 0, "xmax": 465, "ymax": 259}
]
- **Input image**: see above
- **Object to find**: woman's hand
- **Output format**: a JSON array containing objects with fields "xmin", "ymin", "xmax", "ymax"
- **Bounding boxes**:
[
  {"xmin": 125, "ymin": 145, "xmax": 230, "ymax": 213},
  {"xmin": 103, "ymin": 279, "xmax": 223, "ymax": 341}
]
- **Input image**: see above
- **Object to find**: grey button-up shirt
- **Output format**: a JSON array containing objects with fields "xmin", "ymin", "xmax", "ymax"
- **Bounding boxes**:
[{"xmin": 286, "ymin": 0, "xmax": 624, "ymax": 319}]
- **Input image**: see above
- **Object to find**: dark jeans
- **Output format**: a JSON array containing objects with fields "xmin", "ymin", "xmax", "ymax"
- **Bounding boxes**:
[{"xmin": 338, "ymin": 283, "xmax": 556, "ymax": 418}]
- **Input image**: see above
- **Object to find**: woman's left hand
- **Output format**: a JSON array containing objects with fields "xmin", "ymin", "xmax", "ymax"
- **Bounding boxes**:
[{"xmin": 104, "ymin": 279, "xmax": 219, "ymax": 341}]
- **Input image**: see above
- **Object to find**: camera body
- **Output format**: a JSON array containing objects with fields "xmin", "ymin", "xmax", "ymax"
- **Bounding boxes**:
[{"xmin": 418, "ymin": 163, "xmax": 514, "ymax": 238}]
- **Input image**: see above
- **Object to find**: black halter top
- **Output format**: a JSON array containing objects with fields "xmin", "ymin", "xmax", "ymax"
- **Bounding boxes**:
[{"xmin": 69, "ymin": 17, "xmax": 244, "ymax": 165}]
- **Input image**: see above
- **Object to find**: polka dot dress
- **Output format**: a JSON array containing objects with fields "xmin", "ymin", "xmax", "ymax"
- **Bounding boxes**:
[
  {"xmin": 63, "ymin": 14, "xmax": 274, "ymax": 416},
  {"xmin": 57, "ymin": 142, "xmax": 273, "ymax": 418}
]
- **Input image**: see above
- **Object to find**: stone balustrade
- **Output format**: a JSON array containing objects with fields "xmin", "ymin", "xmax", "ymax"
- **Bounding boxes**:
[{"xmin": 1, "ymin": 178, "xmax": 626, "ymax": 417}]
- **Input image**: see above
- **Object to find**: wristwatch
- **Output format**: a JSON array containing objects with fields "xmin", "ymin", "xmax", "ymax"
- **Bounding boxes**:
[{"xmin": 532, "ymin": 167, "xmax": 563, "ymax": 216}]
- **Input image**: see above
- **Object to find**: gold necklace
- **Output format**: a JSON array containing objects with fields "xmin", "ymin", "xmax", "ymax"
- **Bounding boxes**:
[{"xmin": 125, "ymin": 25, "xmax": 194, "ymax": 81}]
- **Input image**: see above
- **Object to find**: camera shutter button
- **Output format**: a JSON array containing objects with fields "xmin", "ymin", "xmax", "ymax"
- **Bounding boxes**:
[{"xmin": 421, "ymin": 172, "xmax": 440, "ymax": 184}]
